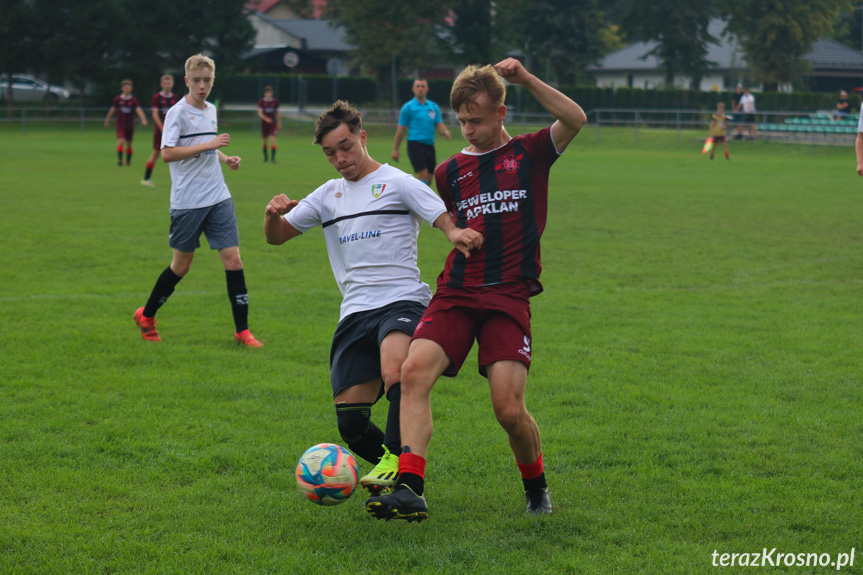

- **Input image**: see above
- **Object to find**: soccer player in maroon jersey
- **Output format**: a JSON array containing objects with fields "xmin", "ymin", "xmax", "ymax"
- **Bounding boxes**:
[
  {"xmin": 257, "ymin": 86, "xmax": 281, "ymax": 162},
  {"xmin": 141, "ymin": 75, "xmax": 178, "ymax": 187},
  {"xmin": 367, "ymin": 58, "xmax": 586, "ymax": 521},
  {"xmin": 104, "ymin": 79, "xmax": 148, "ymax": 166}
]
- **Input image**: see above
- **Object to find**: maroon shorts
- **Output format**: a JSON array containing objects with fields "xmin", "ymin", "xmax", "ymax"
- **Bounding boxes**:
[
  {"xmin": 712, "ymin": 136, "xmax": 726, "ymax": 143},
  {"xmin": 115, "ymin": 122, "xmax": 134, "ymax": 141},
  {"xmin": 152, "ymin": 128, "xmax": 163, "ymax": 150},
  {"xmin": 261, "ymin": 121, "xmax": 277, "ymax": 138},
  {"xmin": 412, "ymin": 282, "xmax": 533, "ymax": 378}
]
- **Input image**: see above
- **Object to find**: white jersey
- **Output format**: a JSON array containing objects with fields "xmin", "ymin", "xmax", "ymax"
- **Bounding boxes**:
[
  {"xmin": 161, "ymin": 97, "xmax": 231, "ymax": 210},
  {"xmin": 286, "ymin": 164, "xmax": 447, "ymax": 320}
]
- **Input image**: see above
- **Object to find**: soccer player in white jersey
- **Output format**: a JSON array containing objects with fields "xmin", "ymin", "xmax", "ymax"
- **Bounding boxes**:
[
  {"xmin": 133, "ymin": 54, "xmax": 263, "ymax": 348},
  {"xmin": 264, "ymin": 100, "xmax": 482, "ymax": 494}
]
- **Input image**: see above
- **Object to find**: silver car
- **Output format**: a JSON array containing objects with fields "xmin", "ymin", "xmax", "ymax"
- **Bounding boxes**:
[{"xmin": 0, "ymin": 74, "xmax": 71, "ymax": 102}]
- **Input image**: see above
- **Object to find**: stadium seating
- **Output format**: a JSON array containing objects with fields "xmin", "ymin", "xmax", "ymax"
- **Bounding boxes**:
[{"xmin": 754, "ymin": 113, "xmax": 858, "ymax": 143}]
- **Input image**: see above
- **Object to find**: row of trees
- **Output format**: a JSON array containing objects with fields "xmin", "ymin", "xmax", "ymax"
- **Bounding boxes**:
[
  {"xmin": 0, "ymin": 0, "xmax": 858, "ymax": 110},
  {"xmin": 322, "ymin": 0, "xmax": 855, "ymax": 91}
]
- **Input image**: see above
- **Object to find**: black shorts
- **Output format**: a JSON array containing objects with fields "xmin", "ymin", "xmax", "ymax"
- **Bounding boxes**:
[
  {"xmin": 407, "ymin": 141, "xmax": 436, "ymax": 174},
  {"xmin": 744, "ymin": 113, "xmax": 755, "ymax": 124},
  {"xmin": 329, "ymin": 300, "xmax": 426, "ymax": 398}
]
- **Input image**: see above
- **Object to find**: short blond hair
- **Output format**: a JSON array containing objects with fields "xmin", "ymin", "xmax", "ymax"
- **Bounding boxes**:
[
  {"xmin": 185, "ymin": 54, "xmax": 215, "ymax": 77},
  {"xmin": 450, "ymin": 64, "xmax": 506, "ymax": 112},
  {"xmin": 160, "ymin": 74, "xmax": 173, "ymax": 82}
]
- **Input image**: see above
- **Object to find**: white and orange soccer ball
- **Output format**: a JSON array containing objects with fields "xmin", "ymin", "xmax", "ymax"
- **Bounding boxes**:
[{"xmin": 295, "ymin": 443, "xmax": 358, "ymax": 506}]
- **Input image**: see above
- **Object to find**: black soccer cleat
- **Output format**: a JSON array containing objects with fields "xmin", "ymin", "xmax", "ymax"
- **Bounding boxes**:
[
  {"xmin": 525, "ymin": 488, "xmax": 553, "ymax": 516},
  {"xmin": 366, "ymin": 485, "xmax": 428, "ymax": 522}
]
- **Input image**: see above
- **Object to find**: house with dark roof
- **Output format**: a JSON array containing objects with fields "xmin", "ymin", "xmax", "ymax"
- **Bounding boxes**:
[
  {"xmin": 590, "ymin": 19, "xmax": 863, "ymax": 93},
  {"xmin": 244, "ymin": 3, "xmax": 354, "ymax": 75}
]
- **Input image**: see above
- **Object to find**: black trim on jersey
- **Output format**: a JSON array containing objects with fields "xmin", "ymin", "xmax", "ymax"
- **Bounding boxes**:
[
  {"xmin": 478, "ymin": 152, "xmax": 504, "ymax": 286},
  {"xmin": 321, "ymin": 209, "xmax": 410, "ymax": 229},
  {"xmin": 444, "ymin": 158, "xmax": 468, "ymax": 287},
  {"xmin": 512, "ymin": 138, "xmax": 539, "ymax": 280},
  {"xmin": 178, "ymin": 132, "xmax": 217, "ymax": 140}
]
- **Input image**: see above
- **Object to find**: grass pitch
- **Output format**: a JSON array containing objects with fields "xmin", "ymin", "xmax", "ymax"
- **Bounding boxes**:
[{"xmin": 1, "ymin": 119, "xmax": 861, "ymax": 574}]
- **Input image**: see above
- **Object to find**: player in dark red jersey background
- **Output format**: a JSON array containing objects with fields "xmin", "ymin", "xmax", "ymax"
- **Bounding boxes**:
[
  {"xmin": 104, "ymin": 79, "xmax": 148, "ymax": 166},
  {"xmin": 257, "ymin": 86, "xmax": 281, "ymax": 162},
  {"xmin": 367, "ymin": 57, "xmax": 586, "ymax": 521},
  {"xmin": 141, "ymin": 75, "xmax": 178, "ymax": 187}
]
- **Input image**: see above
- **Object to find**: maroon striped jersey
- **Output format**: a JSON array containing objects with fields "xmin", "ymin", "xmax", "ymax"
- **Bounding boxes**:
[
  {"xmin": 112, "ymin": 94, "xmax": 140, "ymax": 130},
  {"xmin": 151, "ymin": 92, "xmax": 178, "ymax": 123},
  {"xmin": 434, "ymin": 127, "xmax": 560, "ymax": 296},
  {"xmin": 258, "ymin": 97, "xmax": 279, "ymax": 122}
]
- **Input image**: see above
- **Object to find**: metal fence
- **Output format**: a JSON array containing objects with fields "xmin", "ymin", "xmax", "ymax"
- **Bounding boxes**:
[{"xmin": 1, "ymin": 105, "xmax": 856, "ymax": 145}]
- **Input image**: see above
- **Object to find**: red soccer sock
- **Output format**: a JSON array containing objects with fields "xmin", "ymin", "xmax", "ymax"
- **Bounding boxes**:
[
  {"xmin": 399, "ymin": 452, "xmax": 426, "ymax": 478},
  {"xmin": 116, "ymin": 145, "xmax": 124, "ymax": 152},
  {"xmin": 146, "ymin": 161, "xmax": 154, "ymax": 170},
  {"xmin": 516, "ymin": 452, "xmax": 544, "ymax": 480}
]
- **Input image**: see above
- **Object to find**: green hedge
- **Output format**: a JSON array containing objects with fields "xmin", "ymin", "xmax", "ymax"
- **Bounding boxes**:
[{"xmin": 216, "ymin": 73, "xmax": 849, "ymax": 114}]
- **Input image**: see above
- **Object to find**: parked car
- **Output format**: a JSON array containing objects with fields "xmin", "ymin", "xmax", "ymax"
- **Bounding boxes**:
[{"xmin": 0, "ymin": 74, "xmax": 71, "ymax": 102}]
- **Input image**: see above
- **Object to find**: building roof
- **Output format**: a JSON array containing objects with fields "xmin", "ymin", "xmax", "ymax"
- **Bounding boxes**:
[
  {"xmin": 246, "ymin": 0, "xmax": 282, "ymax": 14},
  {"xmin": 591, "ymin": 20, "xmax": 745, "ymax": 72},
  {"xmin": 808, "ymin": 38, "xmax": 863, "ymax": 70},
  {"xmin": 592, "ymin": 19, "xmax": 863, "ymax": 74},
  {"xmin": 252, "ymin": 12, "xmax": 352, "ymax": 52}
]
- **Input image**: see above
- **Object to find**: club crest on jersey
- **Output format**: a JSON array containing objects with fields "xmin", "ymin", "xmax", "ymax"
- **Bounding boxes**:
[
  {"xmin": 371, "ymin": 183, "xmax": 386, "ymax": 198},
  {"xmin": 428, "ymin": 110, "xmax": 436, "ymax": 120},
  {"xmin": 496, "ymin": 153, "xmax": 523, "ymax": 173}
]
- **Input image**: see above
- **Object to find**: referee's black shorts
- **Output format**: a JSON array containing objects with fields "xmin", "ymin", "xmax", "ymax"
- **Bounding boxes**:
[{"xmin": 407, "ymin": 141, "xmax": 437, "ymax": 174}]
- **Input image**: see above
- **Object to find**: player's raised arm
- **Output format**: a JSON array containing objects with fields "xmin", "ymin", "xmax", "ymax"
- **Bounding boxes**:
[
  {"xmin": 264, "ymin": 194, "xmax": 301, "ymax": 244},
  {"xmin": 493, "ymin": 58, "xmax": 586, "ymax": 152}
]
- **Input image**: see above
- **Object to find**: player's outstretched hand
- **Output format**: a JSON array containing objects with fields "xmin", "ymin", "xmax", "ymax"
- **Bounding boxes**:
[
  {"xmin": 225, "ymin": 156, "xmax": 241, "ymax": 170},
  {"xmin": 266, "ymin": 194, "xmax": 299, "ymax": 217},
  {"xmin": 210, "ymin": 133, "xmax": 231, "ymax": 150},
  {"xmin": 857, "ymin": 162, "xmax": 863, "ymax": 176},
  {"xmin": 494, "ymin": 58, "xmax": 532, "ymax": 86}
]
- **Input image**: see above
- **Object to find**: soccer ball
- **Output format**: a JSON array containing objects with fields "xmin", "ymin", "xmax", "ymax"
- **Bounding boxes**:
[{"xmin": 296, "ymin": 443, "xmax": 358, "ymax": 506}]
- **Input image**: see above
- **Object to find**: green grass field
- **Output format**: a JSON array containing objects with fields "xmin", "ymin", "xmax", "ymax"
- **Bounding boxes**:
[{"xmin": 1, "ymin": 118, "xmax": 862, "ymax": 574}]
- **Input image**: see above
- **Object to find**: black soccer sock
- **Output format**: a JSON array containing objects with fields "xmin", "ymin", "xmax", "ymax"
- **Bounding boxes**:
[
  {"xmin": 398, "ymin": 472, "xmax": 424, "ymax": 496},
  {"xmin": 125, "ymin": 147, "xmax": 132, "ymax": 164},
  {"xmin": 522, "ymin": 472, "xmax": 547, "ymax": 493},
  {"xmin": 143, "ymin": 266, "xmax": 183, "ymax": 317},
  {"xmin": 270, "ymin": 147, "xmax": 276, "ymax": 161},
  {"xmin": 144, "ymin": 163, "xmax": 153, "ymax": 180},
  {"xmin": 335, "ymin": 403, "xmax": 385, "ymax": 464},
  {"xmin": 117, "ymin": 147, "xmax": 123, "ymax": 164},
  {"xmin": 263, "ymin": 146, "xmax": 268, "ymax": 161},
  {"xmin": 225, "ymin": 269, "xmax": 249, "ymax": 333},
  {"xmin": 383, "ymin": 383, "xmax": 402, "ymax": 456}
]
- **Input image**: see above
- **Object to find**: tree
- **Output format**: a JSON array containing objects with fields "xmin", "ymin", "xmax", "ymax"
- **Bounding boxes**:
[
  {"xmin": 329, "ymin": 0, "xmax": 449, "ymax": 102},
  {"xmin": 621, "ymin": 0, "xmax": 718, "ymax": 88},
  {"xmin": 507, "ymin": 0, "xmax": 608, "ymax": 85},
  {"xmin": 723, "ymin": 0, "xmax": 852, "ymax": 90},
  {"xmin": 442, "ymin": 0, "xmax": 494, "ymax": 65},
  {"xmin": 0, "ymin": 0, "xmax": 38, "ymax": 115}
]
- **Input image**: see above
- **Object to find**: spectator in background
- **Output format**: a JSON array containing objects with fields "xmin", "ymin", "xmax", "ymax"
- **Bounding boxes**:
[
  {"xmin": 833, "ymin": 90, "xmax": 850, "ymax": 120},
  {"xmin": 732, "ymin": 86, "xmax": 744, "ymax": 140},
  {"xmin": 735, "ymin": 88, "xmax": 756, "ymax": 140}
]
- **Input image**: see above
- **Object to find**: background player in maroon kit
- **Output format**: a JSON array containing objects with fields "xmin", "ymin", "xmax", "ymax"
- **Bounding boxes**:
[
  {"xmin": 104, "ymin": 79, "xmax": 148, "ymax": 166},
  {"xmin": 367, "ymin": 58, "xmax": 586, "ymax": 521},
  {"xmin": 257, "ymin": 86, "xmax": 281, "ymax": 162},
  {"xmin": 141, "ymin": 75, "xmax": 178, "ymax": 187}
]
